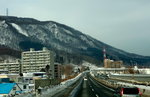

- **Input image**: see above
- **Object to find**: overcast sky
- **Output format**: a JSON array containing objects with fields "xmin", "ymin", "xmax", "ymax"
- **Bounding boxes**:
[{"xmin": 0, "ymin": 0, "xmax": 150, "ymax": 56}]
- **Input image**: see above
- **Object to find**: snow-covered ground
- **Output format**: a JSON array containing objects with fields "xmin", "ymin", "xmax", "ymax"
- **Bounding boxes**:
[
  {"xmin": 39, "ymin": 73, "xmax": 83, "ymax": 97},
  {"xmin": 139, "ymin": 68, "xmax": 150, "ymax": 74},
  {"xmin": 117, "ymin": 82, "xmax": 150, "ymax": 90},
  {"xmin": 11, "ymin": 23, "xmax": 28, "ymax": 37},
  {"xmin": 82, "ymin": 61, "xmax": 98, "ymax": 70}
]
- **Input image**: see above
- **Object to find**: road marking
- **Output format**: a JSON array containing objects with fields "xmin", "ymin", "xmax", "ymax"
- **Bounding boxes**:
[
  {"xmin": 92, "ymin": 88, "xmax": 94, "ymax": 91},
  {"xmin": 89, "ymin": 77, "xmax": 115, "ymax": 92},
  {"xmin": 96, "ymin": 94, "xmax": 99, "ymax": 97}
]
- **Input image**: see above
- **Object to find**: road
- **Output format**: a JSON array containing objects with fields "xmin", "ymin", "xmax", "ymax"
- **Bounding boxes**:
[
  {"xmin": 51, "ymin": 78, "xmax": 82, "ymax": 97},
  {"xmin": 78, "ymin": 78, "xmax": 97, "ymax": 97},
  {"xmin": 77, "ymin": 74, "xmax": 115, "ymax": 97}
]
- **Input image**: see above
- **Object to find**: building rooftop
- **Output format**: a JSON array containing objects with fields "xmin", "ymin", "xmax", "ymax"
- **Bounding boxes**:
[{"xmin": 0, "ymin": 83, "xmax": 16, "ymax": 94}]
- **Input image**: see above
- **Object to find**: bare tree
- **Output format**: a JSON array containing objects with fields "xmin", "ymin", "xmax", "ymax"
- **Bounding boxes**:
[
  {"xmin": 128, "ymin": 67, "xmax": 134, "ymax": 74},
  {"xmin": 63, "ymin": 65, "xmax": 73, "ymax": 78}
]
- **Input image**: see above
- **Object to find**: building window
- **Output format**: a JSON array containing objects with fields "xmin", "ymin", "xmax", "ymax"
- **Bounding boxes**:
[
  {"xmin": 13, "ymin": 87, "xmax": 16, "ymax": 90},
  {"xmin": 23, "ymin": 85, "xmax": 27, "ymax": 89}
]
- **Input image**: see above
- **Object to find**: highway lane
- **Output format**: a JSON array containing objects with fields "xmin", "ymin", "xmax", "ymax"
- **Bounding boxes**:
[
  {"xmin": 51, "ymin": 78, "xmax": 82, "ymax": 97},
  {"xmin": 77, "ymin": 74, "xmax": 115, "ymax": 97},
  {"xmin": 89, "ymin": 75, "xmax": 115, "ymax": 97},
  {"xmin": 78, "ymin": 78, "xmax": 97, "ymax": 97}
]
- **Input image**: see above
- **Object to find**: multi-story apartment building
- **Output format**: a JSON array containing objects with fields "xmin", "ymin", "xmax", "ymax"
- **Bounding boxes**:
[
  {"xmin": 54, "ymin": 63, "xmax": 62, "ymax": 79},
  {"xmin": 0, "ymin": 60, "xmax": 21, "ymax": 74},
  {"xmin": 21, "ymin": 47, "xmax": 54, "ymax": 78}
]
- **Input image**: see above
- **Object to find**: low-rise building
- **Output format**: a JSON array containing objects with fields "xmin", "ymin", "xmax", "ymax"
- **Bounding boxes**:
[{"xmin": 17, "ymin": 72, "xmax": 46, "ymax": 92}]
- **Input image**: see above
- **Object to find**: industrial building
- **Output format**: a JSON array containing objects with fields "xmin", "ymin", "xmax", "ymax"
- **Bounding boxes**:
[
  {"xmin": 104, "ymin": 59, "xmax": 123, "ymax": 68},
  {"xmin": 103, "ymin": 47, "xmax": 123, "ymax": 68}
]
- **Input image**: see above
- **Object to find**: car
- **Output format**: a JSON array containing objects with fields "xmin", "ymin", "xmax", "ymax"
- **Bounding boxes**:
[
  {"xmin": 113, "ymin": 86, "xmax": 142, "ymax": 97},
  {"xmin": 83, "ymin": 76, "xmax": 87, "ymax": 80}
]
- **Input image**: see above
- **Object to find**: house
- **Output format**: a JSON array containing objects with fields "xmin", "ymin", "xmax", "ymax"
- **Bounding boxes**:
[
  {"xmin": 0, "ymin": 83, "xmax": 22, "ymax": 96},
  {"xmin": 17, "ymin": 82, "xmax": 34, "ymax": 93}
]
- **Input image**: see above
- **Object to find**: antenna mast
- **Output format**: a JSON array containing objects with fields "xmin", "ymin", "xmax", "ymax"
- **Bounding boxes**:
[{"xmin": 6, "ymin": 8, "xmax": 8, "ymax": 16}]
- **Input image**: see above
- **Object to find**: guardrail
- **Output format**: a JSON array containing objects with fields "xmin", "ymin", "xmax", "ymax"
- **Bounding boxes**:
[
  {"xmin": 68, "ymin": 78, "xmax": 83, "ymax": 97},
  {"xmin": 38, "ymin": 73, "xmax": 83, "ymax": 97},
  {"xmin": 90, "ymin": 73, "xmax": 150, "ymax": 97}
]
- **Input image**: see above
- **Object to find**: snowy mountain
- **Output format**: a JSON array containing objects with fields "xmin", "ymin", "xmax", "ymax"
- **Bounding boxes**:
[{"xmin": 0, "ymin": 16, "xmax": 150, "ymax": 65}]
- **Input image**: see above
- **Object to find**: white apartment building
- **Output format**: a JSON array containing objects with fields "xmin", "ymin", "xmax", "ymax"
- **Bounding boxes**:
[
  {"xmin": 0, "ymin": 60, "xmax": 20, "ymax": 74},
  {"xmin": 21, "ymin": 47, "xmax": 54, "ymax": 78}
]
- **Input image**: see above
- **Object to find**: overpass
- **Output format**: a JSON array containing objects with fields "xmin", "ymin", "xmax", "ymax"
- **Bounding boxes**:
[{"xmin": 91, "ymin": 68, "xmax": 128, "ymax": 74}]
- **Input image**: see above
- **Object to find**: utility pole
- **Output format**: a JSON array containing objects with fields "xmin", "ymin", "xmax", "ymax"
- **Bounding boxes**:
[{"xmin": 103, "ymin": 46, "xmax": 106, "ymax": 68}]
